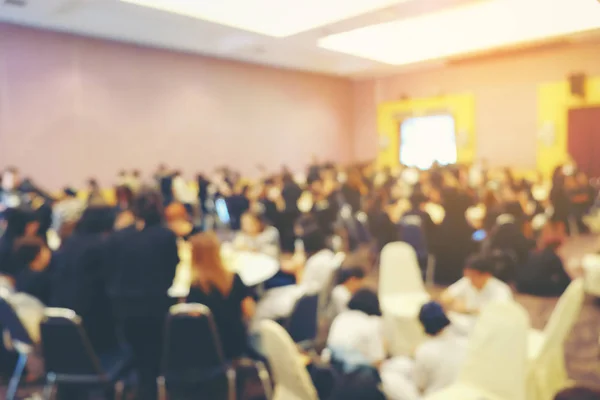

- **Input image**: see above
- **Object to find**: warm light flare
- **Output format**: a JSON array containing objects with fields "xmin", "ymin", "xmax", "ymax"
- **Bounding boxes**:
[
  {"xmin": 120, "ymin": 0, "xmax": 408, "ymax": 38},
  {"xmin": 318, "ymin": 0, "xmax": 600, "ymax": 65}
]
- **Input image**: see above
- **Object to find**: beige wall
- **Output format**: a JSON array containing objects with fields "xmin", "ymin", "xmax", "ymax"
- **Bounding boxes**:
[
  {"xmin": 0, "ymin": 23, "xmax": 353, "ymax": 189},
  {"xmin": 352, "ymin": 41, "xmax": 600, "ymax": 168}
]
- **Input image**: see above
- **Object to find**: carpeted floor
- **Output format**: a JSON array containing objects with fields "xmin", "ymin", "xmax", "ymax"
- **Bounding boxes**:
[{"xmin": 2, "ymin": 236, "xmax": 600, "ymax": 399}]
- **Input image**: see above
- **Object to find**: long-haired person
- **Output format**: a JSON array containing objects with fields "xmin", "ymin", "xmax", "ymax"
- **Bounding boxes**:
[
  {"xmin": 186, "ymin": 232, "xmax": 256, "ymax": 360},
  {"xmin": 105, "ymin": 189, "xmax": 179, "ymax": 400}
]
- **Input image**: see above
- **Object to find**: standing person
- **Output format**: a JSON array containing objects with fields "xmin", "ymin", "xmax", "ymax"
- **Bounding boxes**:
[
  {"xmin": 87, "ymin": 178, "xmax": 105, "ymax": 206},
  {"xmin": 550, "ymin": 166, "xmax": 570, "ymax": 235},
  {"xmin": 186, "ymin": 232, "xmax": 256, "ymax": 360},
  {"xmin": 51, "ymin": 206, "xmax": 119, "ymax": 354},
  {"xmin": 105, "ymin": 189, "xmax": 179, "ymax": 400},
  {"xmin": 0, "ymin": 208, "xmax": 39, "ymax": 278}
]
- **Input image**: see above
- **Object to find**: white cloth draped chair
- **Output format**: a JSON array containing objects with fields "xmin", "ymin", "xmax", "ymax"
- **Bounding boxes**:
[
  {"xmin": 379, "ymin": 242, "xmax": 430, "ymax": 356},
  {"xmin": 425, "ymin": 301, "xmax": 529, "ymax": 400},
  {"xmin": 526, "ymin": 279, "xmax": 585, "ymax": 400},
  {"xmin": 260, "ymin": 320, "xmax": 318, "ymax": 400}
]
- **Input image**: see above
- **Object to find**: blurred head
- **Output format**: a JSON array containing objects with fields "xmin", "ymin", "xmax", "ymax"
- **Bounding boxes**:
[
  {"xmin": 348, "ymin": 288, "xmax": 382, "ymax": 317},
  {"xmin": 115, "ymin": 185, "xmax": 134, "ymax": 207},
  {"xmin": 337, "ymin": 267, "xmax": 366, "ymax": 294},
  {"xmin": 464, "ymin": 254, "xmax": 493, "ymax": 290},
  {"xmin": 75, "ymin": 206, "xmax": 115, "ymax": 234},
  {"xmin": 409, "ymin": 191, "xmax": 427, "ymax": 209},
  {"xmin": 131, "ymin": 188, "xmax": 164, "ymax": 226},
  {"xmin": 4, "ymin": 208, "xmax": 39, "ymax": 238},
  {"xmin": 13, "ymin": 236, "xmax": 51, "ymax": 271},
  {"xmin": 1, "ymin": 167, "xmax": 20, "ymax": 191},
  {"xmin": 165, "ymin": 203, "xmax": 192, "ymax": 237},
  {"xmin": 241, "ymin": 211, "xmax": 265, "ymax": 236},
  {"xmin": 63, "ymin": 187, "xmax": 77, "ymax": 199},
  {"xmin": 87, "ymin": 178, "xmax": 99, "ymax": 190},
  {"xmin": 419, "ymin": 301, "xmax": 451, "ymax": 336}
]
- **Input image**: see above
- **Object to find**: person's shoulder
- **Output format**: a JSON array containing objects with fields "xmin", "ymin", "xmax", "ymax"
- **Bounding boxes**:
[{"xmin": 490, "ymin": 277, "xmax": 513, "ymax": 294}]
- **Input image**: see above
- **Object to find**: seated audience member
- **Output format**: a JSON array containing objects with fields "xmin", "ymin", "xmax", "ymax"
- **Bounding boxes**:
[
  {"xmin": 517, "ymin": 221, "xmax": 570, "ymax": 297},
  {"xmin": 0, "ymin": 208, "xmax": 40, "ymax": 278},
  {"xmin": 327, "ymin": 289, "xmax": 419, "ymax": 400},
  {"xmin": 555, "ymin": 387, "xmax": 600, "ymax": 400},
  {"xmin": 331, "ymin": 267, "xmax": 366, "ymax": 315},
  {"xmin": 233, "ymin": 211, "xmax": 281, "ymax": 259},
  {"xmin": 165, "ymin": 202, "xmax": 199, "ymax": 240},
  {"xmin": 105, "ymin": 189, "xmax": 179, "ymax": 400},
  {"xmin": 13, "ymin": 236, "xmax": 54, "ymax": 305},
  {"xmin": 51, "ymin": 206, "xmax": 119, "ymax": 354},
  {"xmin": 414, "ymin": 302, "xmax": 468, "ymax": 396},
  {"xmin": 253, "ymin": 224, "xmax": 335, "ymax": 323},
  {"xmin": 186, "ymin": 232, "xmax": 256, "ymax": 360},
  {"xmin": 441, "ymin": 254, "xmax": 512, "ymax": 315}
]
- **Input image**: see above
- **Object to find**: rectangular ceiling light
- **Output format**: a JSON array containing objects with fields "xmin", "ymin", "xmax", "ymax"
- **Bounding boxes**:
[
  {"xmin": 120, "ymin": 0, "xmax": 408, "ymax": 38},
  {"xmin": 318, "ymin": 0, "xmax": 600, "ymax": 65}
]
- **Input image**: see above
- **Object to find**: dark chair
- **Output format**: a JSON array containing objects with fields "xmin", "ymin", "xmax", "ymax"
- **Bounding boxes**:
[
  {"xmin": 286, "ymin": 294, "xmax": 319, "ymax": 350},
  {"xmin": 40, "ymin": 308, "xmax": 131, "ymax": 400},
  {"xmin": 0, "ymin": 290, "xmax": 35, "ymax": 400},
  {"xmin": 159, "ymin": 303, "xmax": 271, "ymax": 400}
]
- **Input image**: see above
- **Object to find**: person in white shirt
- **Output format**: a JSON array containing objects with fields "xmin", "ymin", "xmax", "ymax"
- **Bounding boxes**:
[
  {"xmin": 331, "ymin": 267, "xmax": 366, "ymax": 315},
  {"xmin": 414, "ymin": 301, "xmax": 468, "ymax": 396},
  {"xmin": 252, "ymin": 225, "xmax": 335, "ymax": 324},
  {"xmin": 441, "ymin": 253, "xmax": 513, "ymax": 315},
  {"xmin": 327, "ymin": 289, "xmax": 419, "ymax": 400},
  {"xmin": 233, "ymin": 212, "xmax": 281, "ymax": 259}
]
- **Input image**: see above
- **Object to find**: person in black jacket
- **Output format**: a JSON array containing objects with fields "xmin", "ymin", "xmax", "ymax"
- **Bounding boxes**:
[
  {"xmin": 51, "ymin": 206, "xmax": 119, "ymax": 354},
  {"xmin": 105, "ymin": 189, "xmax": 179, "ymax": 400},
  {"xmin": 0, "ymin": 208, "xmax": 40, "ymax": 278}
]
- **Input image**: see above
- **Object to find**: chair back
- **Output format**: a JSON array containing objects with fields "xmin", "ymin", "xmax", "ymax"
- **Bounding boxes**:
[
  {"xmin": 162, "ymin": 303, "xmax": 227, "ymax": 383},
  {"xmin": 400, "ymin": 215, "xmax": 428, "ymax": 264},
  {"xmin": 287, "ymin": 294, "xmax": 319, "ymax": 344},
  {"xmin": 379, "ymin": 242, "xmax": 425, "ymax": 297},
  {"xmin": 538, "ymin": 279, "xmax": 585, "ymax": 361},
  {"xmin": 41, "ymin": 308, "xmax": 103, "ymax": 378},
  {"xmin": 458, "ymin": 301, "xmax": 529, "ymax": 400},
  {"xmin": 0, "ymin": 291, "xmax": 34, "ymax": 350},
  {"xmin": 260, "ymin": 320, "xmax": 318, "ymax": 400}
]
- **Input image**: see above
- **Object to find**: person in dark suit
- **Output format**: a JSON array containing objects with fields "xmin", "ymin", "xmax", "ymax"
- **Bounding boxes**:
[
  {"xmin": 0, "ymin": 208, "xmax": 40, "ymax": 278},
  {"xmin": 105, "ymin": 189, "xmax": 179, "ymax": 400},
  {"xmin": 51, "ymin": 206, "xmax": 119, "ymax": 354}
]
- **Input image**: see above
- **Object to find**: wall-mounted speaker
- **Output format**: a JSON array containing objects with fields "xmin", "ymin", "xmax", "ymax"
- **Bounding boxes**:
[{"xmin": 569, "ymin": 73, "xmax": 587, "ymax": 98}]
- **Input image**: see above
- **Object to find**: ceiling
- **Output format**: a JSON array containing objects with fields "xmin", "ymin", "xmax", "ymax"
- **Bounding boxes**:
[{"xmin": 1, "ymin": 0, "xmax": 600, "ymax": 77}]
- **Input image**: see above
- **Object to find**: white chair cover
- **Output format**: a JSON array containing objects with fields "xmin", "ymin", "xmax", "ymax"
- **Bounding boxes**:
[
  {"xmin": 379, "ymin": 242, "xmax": 430, "ymax": 356},
  {"xmin": 582, "ymin": 254, "xmax": 600, "ymax": 297},
  {"xmin": 260, "ymin": 320, "xmax": 318, "ymax": 400},
  {"xmin": 426, "ymin": 301, "xmax": 529, "ymax": 400},
  {"xmin": 527, "ymin": 279, "xmax": 585, "ymax": 400}
]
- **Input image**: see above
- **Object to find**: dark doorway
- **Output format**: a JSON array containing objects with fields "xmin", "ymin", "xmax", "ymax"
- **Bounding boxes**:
[{"xmin": 568, "ymin": 107, "xmax": 600, "ymax": 178}]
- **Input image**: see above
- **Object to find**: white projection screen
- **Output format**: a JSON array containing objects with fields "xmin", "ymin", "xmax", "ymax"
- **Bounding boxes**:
[{"xmin": 399, "ymin": 114, "xmax": 457, "ymax": 169}]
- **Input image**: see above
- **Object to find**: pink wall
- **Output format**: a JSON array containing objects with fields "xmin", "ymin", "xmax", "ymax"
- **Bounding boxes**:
[
  {"xmin": 352, "ymin": 41, "xmax": 600, "ymax": 168},
  {"xmin": 0, "ymin": 23, "xmax": 353, "ymax": 189}
]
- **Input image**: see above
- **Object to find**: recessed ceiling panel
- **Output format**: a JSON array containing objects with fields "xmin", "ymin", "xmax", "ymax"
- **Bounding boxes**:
[
  {"xmin": 318, "ymin": 0, "xmax": 600, "ymax": 65},
  {"xmin": 120, "ymin": 0, "xmax": 409, "ymax": 37}
]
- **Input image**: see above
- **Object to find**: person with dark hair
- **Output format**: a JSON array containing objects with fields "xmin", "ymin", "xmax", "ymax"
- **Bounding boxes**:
[
  {"xmin": 413, "ymin": 301, "xmax": 468, "ymax": 396},
  {"xmin": 0, "ymin": 207, "xmax": 39, "ymax": 278},
  {"xmin": 555, "ymin": 387, "xmax": 600, "ymax": 400},
  {"xmin": 233, "ymin": 211, "xmax": 281, "ymax": 258},
  {"xmin": 51, "ymin": 206, "xmax": 119, "ymax": 354},
  {"xmin": 403, "ymin": 190, "xmax": 436, "ymax": 243},
  {"xmin": 105, "ymin": 189, "xmax": 179, "ymax": 400},
  {"xmin": 328, "ymin": 289, "xmax": 419, "ymax": 400},
  {"xmin": 441, "ymin": 254, "xmax": 512, "ymax": 315},
  {"xmin": 87, "ymin": 178, "xmax": 105, "ymax": 206},
  {"xmin": 13, "ymin": 236, "xmax": 54, "ymax": 304},
  {"xmin": 331, "ymin": 267, "xmax": 366, "ymax": 314}
]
